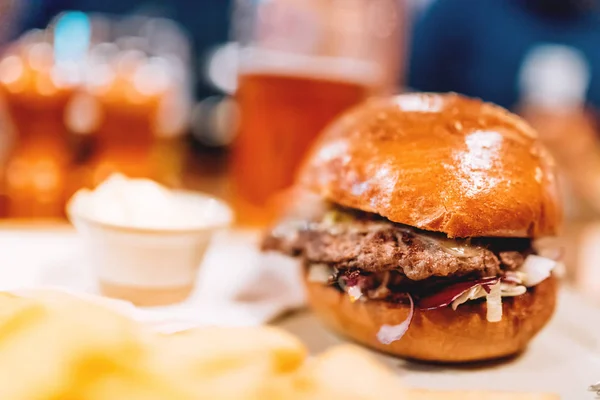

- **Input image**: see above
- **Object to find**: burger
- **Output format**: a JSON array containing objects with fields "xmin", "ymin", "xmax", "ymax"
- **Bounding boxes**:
[{"xmin": 262, "ymin": 93, "xmax": 561, "ymax": 363}]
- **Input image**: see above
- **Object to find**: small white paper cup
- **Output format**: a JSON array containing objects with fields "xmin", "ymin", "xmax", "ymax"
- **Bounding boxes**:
[{"xmin": 67, "ymin": 190, "xmax": 233, "ymax": 306}]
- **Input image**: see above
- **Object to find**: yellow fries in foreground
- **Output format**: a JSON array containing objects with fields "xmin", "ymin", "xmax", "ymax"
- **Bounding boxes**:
[{"xmin": 0, "ymin": 291, "xmax": 559, "ymax": 400}]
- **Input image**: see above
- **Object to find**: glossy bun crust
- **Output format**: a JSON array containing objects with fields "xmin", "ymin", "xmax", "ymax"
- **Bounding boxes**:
[
  {"xmin": 305, "ymin": 276, "xmax": 557, "ymax": 363},
  {"xmin": 298, "ymin": 93, "xmax": 560, "ymax": 238}
]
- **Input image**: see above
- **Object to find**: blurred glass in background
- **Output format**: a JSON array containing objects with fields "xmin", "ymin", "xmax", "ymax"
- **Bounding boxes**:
[
  {"xmin": 0, "ymin": 12, "xmax": 192, "ymax": 218},
  {"xmin": 231, "ymin": 0, "xmax": 406, "ymax": 225},
  {"xmin": 0, "ymin": 26, "xmax": 81, "ymax": 218},
  {"xmin": 0, "ymin": 0, "xmax": 233, "ymax": 219}
]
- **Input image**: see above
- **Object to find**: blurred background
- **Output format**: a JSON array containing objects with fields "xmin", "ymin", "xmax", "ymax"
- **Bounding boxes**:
[{"xmin": 0, "ymin": 0, "xmax": 599, "ymax": 293}]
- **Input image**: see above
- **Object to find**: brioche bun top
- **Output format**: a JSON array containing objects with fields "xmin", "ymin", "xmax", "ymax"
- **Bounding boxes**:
[{"xmin": 298, "ymin": 93, "xmax": 560, "ymax": 238}]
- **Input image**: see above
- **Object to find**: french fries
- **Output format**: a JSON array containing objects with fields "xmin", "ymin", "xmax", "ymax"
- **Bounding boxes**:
[
  {"xmin": 0, "ymin": 291, "xmax": 143, "ymax": 400},
  {"xmin": 147, "ymin": 327, "xmax": 307, "ymax": 399},
  {"xmin": 288, "ymin": 345, "xmax": 407, "ymax": 400},
  {"xmin": 153, "ymin": 326, "xmax": 306, "ymax": 374},
  {"xmin": 0, "ymin": 291, "xmax": 560, "ymax": 400}
]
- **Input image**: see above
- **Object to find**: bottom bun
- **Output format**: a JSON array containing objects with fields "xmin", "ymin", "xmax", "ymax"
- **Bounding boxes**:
[{"xmin": 305, "ymin": 276, "xmax": 557, "ymax": 363}]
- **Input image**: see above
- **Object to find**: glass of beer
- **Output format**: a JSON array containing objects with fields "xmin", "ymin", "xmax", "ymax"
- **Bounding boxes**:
[
  {"xmin": 64, "ymin": 15, "xmax": 192, "ymax": 191},
  {"xmin": 0, "ymin": 36, "xmax": 76, "ymax": 219},
  {"xmin": 232, "ymin": 0, "xmax": 403, "ymax": 225}
]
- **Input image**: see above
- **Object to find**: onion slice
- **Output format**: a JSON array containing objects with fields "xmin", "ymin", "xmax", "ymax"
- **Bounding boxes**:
[
  {"xmin": 347, "ymin": 285, "xmax": 363, "ymax": 303},
  {"xmin": 486, "ymin": 282, "xmax": 502, "ymax": 322},
  {"xmin": 502, "ymin": 271, "xmax": 525, "ymax": 285},
  {"xmin": 376, "ymin": 294, "xmax": 414, "ymax": 345},
  {"xmin": 520, "ymin": 255, "xmax": 556, "ymax": 287},
  {"xmin": 451, "ymin": 285, "xmax": 487, "ymax": 310},
  {"xmin": 499, "ymin": 283, "xmax": 527, "ymax": 297}
]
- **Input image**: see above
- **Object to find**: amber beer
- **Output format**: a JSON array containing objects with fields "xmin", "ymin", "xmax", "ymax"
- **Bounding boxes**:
[
  {"xmin": 231, "ymin": 0, "xmax": 402, "ymax": 225},
  {"xmin": 233, "ymin": 65, "xmax": 374, "ymax": 225},
  {"xmin": 68, "ymin": 50, "xmax": 185, "ymax": 190},
  {"xmin": 0, "ymin": 47, "xmax": 74, "ymax": 219}
]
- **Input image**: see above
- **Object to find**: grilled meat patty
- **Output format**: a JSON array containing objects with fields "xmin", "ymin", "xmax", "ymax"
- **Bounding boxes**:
[{"xmin": 263, "ymin": 206, "xmax": 532, "ymax": 281}]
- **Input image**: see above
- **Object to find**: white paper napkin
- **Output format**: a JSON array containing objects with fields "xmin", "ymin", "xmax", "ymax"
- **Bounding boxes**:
[{"xmin": 0, "ymin": 228, "xmax": 306, "ymax": 333}]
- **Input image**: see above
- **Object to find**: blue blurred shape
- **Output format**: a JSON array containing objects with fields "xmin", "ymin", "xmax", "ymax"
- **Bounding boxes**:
[{"xmin": 54, "ymin": 11, "xmax": 91, "ymax": 63}]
